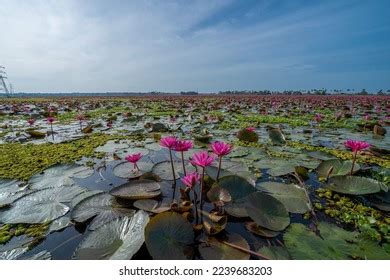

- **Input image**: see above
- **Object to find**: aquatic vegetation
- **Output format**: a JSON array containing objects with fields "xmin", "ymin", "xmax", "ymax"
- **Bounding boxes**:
[
  {"xmin": 237, "ymin": 127, "xmax": 258, "ymax": 142},
  {"xmin": 0, "ymin": 95, "xmax": 389, "ymax": 260},
  {"xmin": 0, "ymin": 133, "xmax": 124, "ymax": 180}
]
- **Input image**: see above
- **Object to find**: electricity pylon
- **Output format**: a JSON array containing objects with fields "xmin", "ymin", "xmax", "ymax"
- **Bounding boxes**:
[{"xmin": 0, "ymin": 65, "xmax": 11, "ymax": 96}]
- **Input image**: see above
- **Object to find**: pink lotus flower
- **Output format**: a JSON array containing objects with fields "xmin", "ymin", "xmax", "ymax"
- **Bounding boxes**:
[
  {"xmin": 344, "ymin": 139, "xmax": 371, "ymax": 175},
  {"xmin": 181, "ymin": 172, "xmax": 201, "ymax": 188},
  {"xmin": 363, "ymin": 114, "xmax": 370, "ymax": 121},
  {"xmin": 344, "ymin": 140, "xmax": 371, "ymax": 152},
  {"xmin": 27, "ymin": 118, "xmax": 35, "ymax": 126},
  {"xmin": 173, "ymin": 140, "xmax": 193, "ymax": 152},
  {"xmin": 47, "ymin": 117, "xmax": 55, "ymax": 124},
  {"xmin": 314, "ymin": 114, "xmax": 323, "ymax": 122},
  {"xmin": 125, "ymin": 153, "xmax": 142, "ymax": 170},
  {"xmin": 76, "ymin": 113, "xmax": 85, "ymax": 121},
  {"xmin": 246, "ymin": 127, "xmax": 256, "ymax": 132},
  {"xmin": 211, "ymin": 141, "xmax": 233, "ymax": 157},
  {"xmin": 160, "ymin": 136, "xmax": 177, "ymax": 149},
  {"xmin": 160, "ymin": 136, "xmax": 178, "ymax": 182},
  {"xmin": 190, "ymin": 151, "xmax": 215, "ymax": 167}
]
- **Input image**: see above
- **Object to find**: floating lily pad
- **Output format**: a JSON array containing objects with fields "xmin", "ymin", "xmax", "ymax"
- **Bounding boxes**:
[
  {"xmin": 0, "ymin": 180, "xmax": 30, "ymax": 208},
  {"xmin": 152, "ymin": 160, "xmax": 195, "ymax": 181},
  {"xmin": 0, "ymin": 186, "xmax": 86, "ymax": 224},
  {"xmin": 113, "ymin": 161, "xmax": 153, "ymax": 178},
  {"xmin": 283, "ymin": 222, "xmax": 389, "ymax": 260},
  {"xmin": 216, "ymin": 175, "xmax": 256, "ymax": 201},
  {"xmin": 316, "ymin": 159, "xmax": 360, "ymax": 178},
  {"xmin": 207, "ymin": 186, "xmax": 231, "ymax": 203},
  {"xmin": 199, "ymin": 233, "xmax": 250, "ymax": 260},
  {"xmin": 29, "ymin": 164, "xmax": 93, "ymax": 190},
  {"xmin": 74, "ymin": 211, "xmax": 149, "ymax": 260},
  {"xmin": 327, "ymin": 176, "xmax": 387, "ymax": 195},
  {"xmin": 133, "ymin": 199, "xmax": 158, "ymax": 212},
  {"xmin": 245, "ymin": 222, "xmax": 280, "ymax": 238},
  {"xmin": 95, "ymin": 140, "xmax": 130, "ymax": 153},
  {"xmin": 257, "ymin": 182, "xmax": 311, "ymax": 214},
  {"xmin": 110, "ymin": 180, "xmax": 161, "ymax": 200},
  {"xmin": 258, "ymin": 246, "xmax": 291, "ymax": 260},
  {"xmin": 72, "ymin": 193, "xmax": 135, "ymax": 230},
  {"xmin": 145, "ymin": 212, "xmax": 194, "ymax": 260},
  {"xmin": 49, "ymin": 217, "xmax": 72, "ymax": 233},
  {"xmin": 245, "ymin": 192, "xmax": 290, "ymax": 231},
  {"xmin": 0, "ymin": 247, "xmax": 28, "ymax": 260}
]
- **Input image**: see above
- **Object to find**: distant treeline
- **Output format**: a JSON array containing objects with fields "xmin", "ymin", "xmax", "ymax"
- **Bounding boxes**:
[{"xmin": 1, "ymin": 89, "xmax": 389, "ymax": 97}]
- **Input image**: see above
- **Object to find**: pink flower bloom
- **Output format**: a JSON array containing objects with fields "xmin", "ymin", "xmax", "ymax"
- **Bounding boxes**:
[
  {"xmin": 181, "ymin": 172, "xmax": 201, "ymax": 188},
  {"xmin": 125, "ymin": 153, "xmax": 142, "ymax": 163},
  {"xmin": 363, "ymin": 114, "xmax": 370, "ymax": 121},
  {"xmin": 246, "ymin": 127, "xmax": 256, "ymax": 133},
  {"xmin": 160, "ymin": 136, "xmax": 177, "ymax": 149},
  {"xmin": 314, "ymin": 114, "xmax": 323, "ymax": 122},
  {"xmin": 173, "ymin": 139, "xmax": 193, "ymax": 152},
  {"xmin": 190, "ymin": 151, "xmax": 215, "ymax": 167},
  {"xmin": 27, "ymin": 118, "xmax": 35, "ymax": 126},
  {"xmin": 47, "ymin": 117, "xmax": 55, "ymax": 124},
  {"xmin": 344, "ymin": 140, "xmax": 371, "ymax": 152},
  {"xmin": 211, "ymin": 141, "xmax": 233, "ymax": 157},
  {"xmin": 76, "ymin": 114, "xmax": 85, "ymax": 121}
]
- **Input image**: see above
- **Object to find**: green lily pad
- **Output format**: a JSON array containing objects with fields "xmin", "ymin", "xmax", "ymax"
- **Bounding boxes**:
[
  {"xmin": 316, "ymin": 159, "xmax": 360, "ymax": 178},
  {"xmin": 257, "ymin": 182, "xmax": 311, "ymax": 214},
  {"xmin": 152, "ymin": 160, "xmax": 195, "ymax": 181},
  {"xmin": 284, "ymin": 222, "xmax": 390, "ymax": 260},
  {"xmin": 29, "ymin": 164, "xmax": 93, "ymax": 190},
  {"xmin": 145, "ymin": 212, "xmax": 194, "ymax": 260},
  {"xmin": 245, "ymin": 222, "xmax": 281, "ymax": 238},
  {"xmin": 258, "ymin": 246, "xmax": 291, "ymax": 260},
  {"xmin": 71, "ymin": 193, "xmax": 135, "ymax": 230},
  {"xmin": 0, "ymin": 186, "xmax": 86, "ymax": 224},
  {"xmin": 109, "ymin": 180, "xmax": 161, "ymax": 200},
  {"xmin": 327, "ymin": 176, "xmax": 387, "ymax": 195},
  {"xmin": 74, "ymin": 211, "xmax": 149, "ymax": 260},
  {"xmin": 199, "ymin": 233, "xmax": 250, "ymax": 260},
  {"xmin": 245, "ymin": 192, "xmax": 290, "ymax": 231}
]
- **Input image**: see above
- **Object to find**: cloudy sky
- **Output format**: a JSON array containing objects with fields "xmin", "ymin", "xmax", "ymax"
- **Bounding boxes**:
[{"xmin": 0, "ymin": 0, "xmax": 389, "ymax": 93}]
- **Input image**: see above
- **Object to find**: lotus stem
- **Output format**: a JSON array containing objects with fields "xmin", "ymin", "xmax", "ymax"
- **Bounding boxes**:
[
  {"xmin": 79, "ymin": 120, "xmax": 83, "ymax": 131},
  {"xmin": 169, "ymin": 148, "xmax": 176, "ymax": 186},
  {"xmin": 181, "ymin": 151, "xmax": 186, "ymax": 176},
  {"xmin": 199, "ymin": 167, "xmax": 205, "ymax": 223},
  {"xmin": 350, "ymin": 150, "xmax": 358, "ymax": 175},
  {"xmin": 50, "ymin": 123, "xmax": 54, "ymax": 141},
  {"xmin": 216, "ymin": 156, "xmax": 222, "ymax": 181},
  {"xmin": 221, "ymin": 241, "xmax": 270, "ymax": 260},
  {"xmin": 192, "ymin": 190, "xmax": 199, "ymax": 225}
]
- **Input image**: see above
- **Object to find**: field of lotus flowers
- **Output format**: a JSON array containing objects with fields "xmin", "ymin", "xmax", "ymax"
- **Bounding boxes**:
[{"xmin": 0, "ymin": 94, "xmax": 389, "ymax": 260}]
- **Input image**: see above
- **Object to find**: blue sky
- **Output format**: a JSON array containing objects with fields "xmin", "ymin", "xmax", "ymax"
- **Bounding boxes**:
[{"xmin": 0, "ymin": 0, "xmax": 389, "ymax": 92}]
